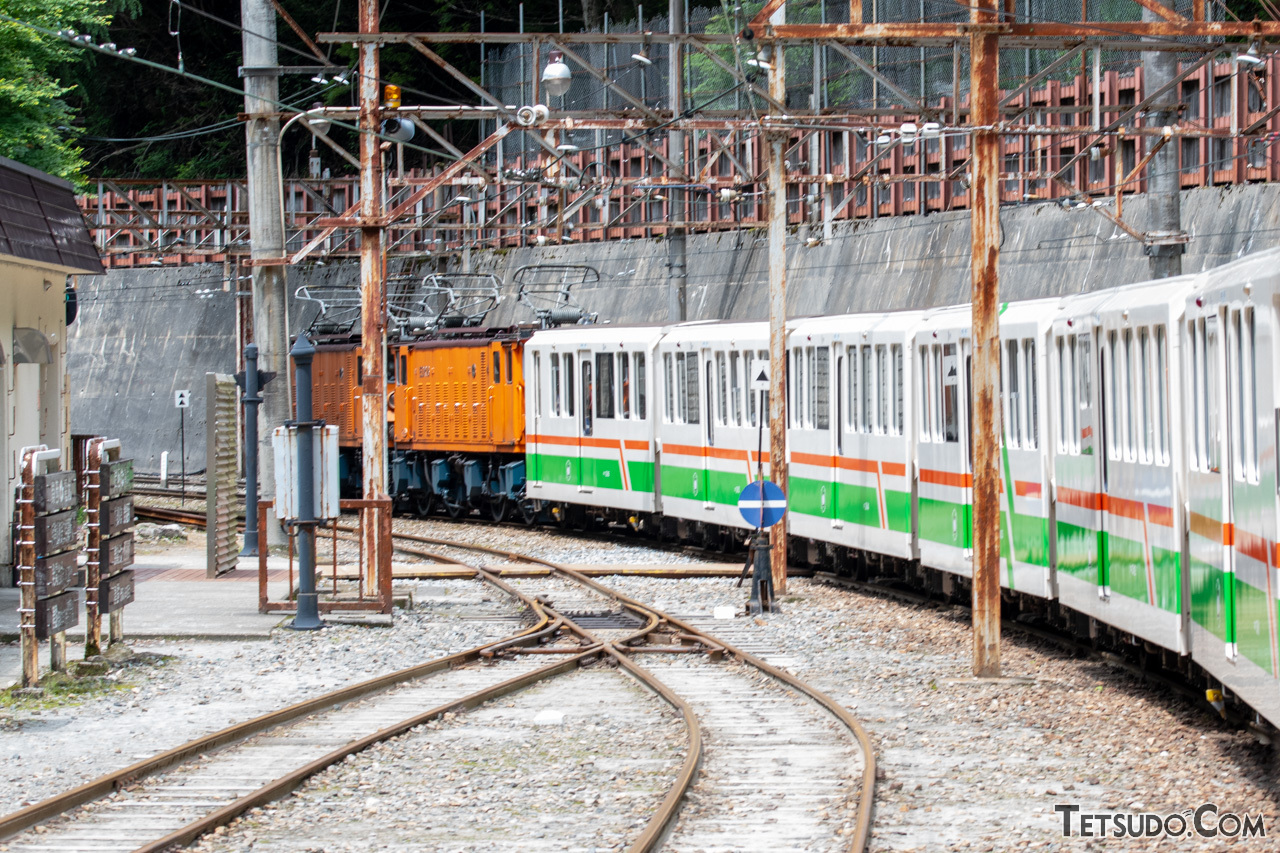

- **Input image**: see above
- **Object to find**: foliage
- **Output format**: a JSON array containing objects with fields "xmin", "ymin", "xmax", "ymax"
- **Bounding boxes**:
[{"xmin": 0, "ymin": 0, "xmax": 132, "ymax": 182}]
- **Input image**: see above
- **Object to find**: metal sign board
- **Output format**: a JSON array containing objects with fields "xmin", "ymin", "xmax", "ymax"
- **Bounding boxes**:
[
  {"xmin": 738, "ymin": 479, "xmax": 787, "ymax": 528},
  {"xmin": 100, "ymin": 569, "xmax": 135, "ymax": 613},
  {"xmin": 34, "ymin": 470, "xmax": 77, "ymax": 515},
  {"xmin": 100, "ymin": 495, "xmax": 135, "ymax": 538},
  {"xmin": 175, "ymin": 389, "xmax": 191, "ymax": 408},
  {"xmin": 100, "ymin": 532, "xmax": 135, "ymax": 577},
  {"xmin": 33, "ymin": 510, "xmax": 77, "ymax": 557},
  {"xmin": 749, "ymin": 360, "xmax": 770, "ymax": 392},
  {"xmin": 35, "ymin": 550, "xmax": 80, "ymax": 598},
  {"xmin": 101, "ymin": 458, "xmax": 135, "ymax": 499},
  {"xmin": 35, "ymin": 590, "xmax": 80, "ymax": 640},
  {"xmin": 272, "ymin": 425, "xmax": 342, "ymax": 520}
]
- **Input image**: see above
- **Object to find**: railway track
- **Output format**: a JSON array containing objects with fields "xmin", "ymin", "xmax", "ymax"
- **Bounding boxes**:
[{"xmin": 0, "ymin": 533, "xmax": 876, "ymax": 852}]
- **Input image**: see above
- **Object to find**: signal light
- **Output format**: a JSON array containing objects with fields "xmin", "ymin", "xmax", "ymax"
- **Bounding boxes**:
[{"xmin": 384, "ymin": 84, "xmax": 402, "ymax": 109}]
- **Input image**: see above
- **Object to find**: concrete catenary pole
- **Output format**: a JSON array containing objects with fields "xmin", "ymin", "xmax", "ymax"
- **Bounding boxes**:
[
  {"xmin": 358, "ymin": 0, "xmax": 389, "ymax": 562},
  {"xmin": 241, "ymin": 0, "xmax": 288, "ymax": 545},
  {"xmin": 968, "ymin": 7, "xmax": 1002, "ymax": 677},
  {"xmin": 1143, "ymin": 0, "xmax": 1183, "ymax": 279},
  {"xmin": 666, "ymin": 0, "xmax": 687, "ymax": 322},
  {"xmin": 766, "ymin": 23, "xmax": 788, "ymax": 597}
]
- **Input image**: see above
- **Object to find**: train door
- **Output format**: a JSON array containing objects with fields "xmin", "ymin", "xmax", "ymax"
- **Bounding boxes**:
[
  {"xmin": 1052, "ymin": 327, "xmax": 1105, "ymax": 605},
  {"xmin": 578, "ymin": 348, "xmax": 594, "ymax": 493},
  {"xmin": 914, "ymin": 329, "xmax": 975, "ymax": 575},
  {"xmin": 700, "ymin": 348, "xmax": 715, "ymax": 508},
  {"xmin": 1187, "ymin": 312, "xmax": 1235, "ymax": 657}
]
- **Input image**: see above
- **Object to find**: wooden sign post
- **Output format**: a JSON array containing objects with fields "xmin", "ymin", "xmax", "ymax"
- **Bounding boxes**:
[{"xmin": 18, "ymin": 447, "xmax": 79, "ymax": 687}]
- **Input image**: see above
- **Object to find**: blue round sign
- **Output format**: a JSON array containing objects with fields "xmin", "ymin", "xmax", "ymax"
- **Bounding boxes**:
[{"xmin": 738, "ymin": 479, "xmax": 787, "ymax": 528}]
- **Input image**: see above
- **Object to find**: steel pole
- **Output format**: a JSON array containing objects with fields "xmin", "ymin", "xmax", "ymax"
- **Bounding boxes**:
[
  {"xmin": 1143, "ymin": 0, "xmax": 1184, "ymax": 278},
  {"xmin": 766, "ymin": 38, "xmax": 789, "ymax": 597},
  {"xmin": 240, "ymin": 343, "xmax": 262, "ymax": 557},
  {"xmin": 358, "ymin": 0, "xmax": 389, "ymax": 581},
  {"xmin": 290, "ymin": 336, "xmax": 323, "ymax": 630},
  {"xmin": 666, "ymin": 0, "xmax": 687, "ymax": 322},
  {"xmin": 241, "ymin": 0, "xmax": 288, "ymax": 546},
  {"xmin": 969, "ymin": 22, "xmax": 1002, "ymax": 678}
]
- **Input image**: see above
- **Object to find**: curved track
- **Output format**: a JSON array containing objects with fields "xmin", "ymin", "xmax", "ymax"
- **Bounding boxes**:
[{"xmin": 0, "ymin": 529, "xmax": 876, "ymax": 852}]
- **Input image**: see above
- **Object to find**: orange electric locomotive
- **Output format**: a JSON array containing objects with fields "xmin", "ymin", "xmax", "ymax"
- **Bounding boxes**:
[{"xmin": 301, "ymin": 265, "xmax": 597, "ymax": 521}]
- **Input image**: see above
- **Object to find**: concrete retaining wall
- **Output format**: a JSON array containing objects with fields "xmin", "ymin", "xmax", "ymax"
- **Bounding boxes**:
[{"xmin": 68, "ymin": 182, "xmax": 1280, "ymax": 472}]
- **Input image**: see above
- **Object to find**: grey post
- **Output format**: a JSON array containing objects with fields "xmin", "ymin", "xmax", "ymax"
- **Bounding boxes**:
[
  {"xmin": 1142, "ymin": 0, "xmax": 1184, "ymax": 278},
  {"xmin": 666, "ymin": 0, "xmax": 687, "ymax": 322},
  {"xmin": 239, "ymin": 343, "xmax": 263, "ymax": 557},
  {"xmin": 241, "ymin": 0, "xmax": 290, "ymax": 543},
  {"xmin": 290, "ymin": 335, "xmax": 323, "ymax": 630}
]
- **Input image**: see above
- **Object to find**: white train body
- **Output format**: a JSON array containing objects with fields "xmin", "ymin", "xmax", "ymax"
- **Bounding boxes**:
[{"xmin": 524, "ymin": 247, "xmax": 1280, "ymax": 728}]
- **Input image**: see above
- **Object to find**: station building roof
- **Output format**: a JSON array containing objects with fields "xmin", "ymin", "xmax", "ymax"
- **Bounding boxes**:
[{"xmin": 0, "ymin": 156, "xmax": 103, "ymax": 275}]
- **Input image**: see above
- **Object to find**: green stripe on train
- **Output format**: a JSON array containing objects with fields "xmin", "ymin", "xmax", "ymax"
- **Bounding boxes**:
[
  {"xmin": 528, "ymin": 452, "xmax": 655, "ymax": 494},
  {"xmin": 659, "ymin": 463, "xmax": 749, "ymax": 505},
  {"xmin": 789, "ymin": 475, "xmax": 910, "ymax": 533}
]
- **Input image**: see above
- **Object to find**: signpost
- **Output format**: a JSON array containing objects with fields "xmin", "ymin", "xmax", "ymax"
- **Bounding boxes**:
[
  {"xmin": 738, "ymin": 478, "xmax": 787, "ymax": 615},
  {"xmin": 18, "ymin": 447, "xmax": 79, "ymax": 687},
  {"xmin": 86, "ymin": 438, "xmax": 135, "ymax": 655},
  {"xmin": 175, "ymin": 389, "xmax": 190, "ymax": 503}
]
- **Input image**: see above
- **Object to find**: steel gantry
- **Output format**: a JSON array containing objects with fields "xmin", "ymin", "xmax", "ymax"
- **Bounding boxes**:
[{"xmin": 63, "ymin": 0, "xmax": 1254, "ymax": 667}]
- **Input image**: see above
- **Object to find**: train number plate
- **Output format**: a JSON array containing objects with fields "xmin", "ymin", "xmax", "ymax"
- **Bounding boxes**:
[
  {"xmin": 101, "ymin": 459, "xmax": 135, "ymax": 499},
  {"xmin": 100, "ymin": 533, "xmax": 135, "ymax": 576},
  {"xmin": 33, "ymin": 510, "xmax": 77, "ymax": 557},
  {"xmin": 34, "ymin": 471, "xmax": 78, "ymax": 515},
  {"xmin": 35, "ymin": 550, "xmax": 80, "ymax": 598},
  {"xmin": 100, "ymin": 496, "xmax": 135, "ymax": 538},
  {"xmin": 35, "ymin": 590, "xmax": 80, "ymax": 639},
  {"xmin": 100, "ymin": 570, "xmax": 135, "ymax": 613}
]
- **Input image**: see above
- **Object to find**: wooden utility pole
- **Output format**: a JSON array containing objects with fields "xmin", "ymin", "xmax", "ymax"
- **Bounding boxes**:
[
  {"xmin": 358, "ymin": 0, "xmax": 389, "ymax": 563},
  {"xmin": 766, "ymin": 11, "xmax": 788, "ymax": 597},
  {"xmin": 967, "ymin": 5, "xmax": 1003, "ymax": 677}
]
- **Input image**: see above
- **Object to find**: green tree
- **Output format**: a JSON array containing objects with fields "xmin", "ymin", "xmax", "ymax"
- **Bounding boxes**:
[{"xmin": 0, "ymin": 0, "xmax": 131, "ymax": 182}]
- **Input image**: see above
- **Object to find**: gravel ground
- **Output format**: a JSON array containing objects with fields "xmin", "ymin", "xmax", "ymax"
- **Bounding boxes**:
[
  {"xmin": 601, "ymin": 575, "xmax": 1280, "ymax": 851},
  {"xmin": 191, "ymin": 667, "xmax": 686, "ymax": 853},
  {"xmin": 3, "ymin": 524, "xmax": 1279, "ymax": 851},
  {"xmin": 0, "ymin": 578, "xmax": 527, "ymax": 811}
]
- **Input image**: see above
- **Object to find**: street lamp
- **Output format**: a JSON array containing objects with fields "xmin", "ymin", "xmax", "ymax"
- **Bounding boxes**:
[{"xmin": 542, "ymin": 50, "xmax": 572, "ymax": 99}]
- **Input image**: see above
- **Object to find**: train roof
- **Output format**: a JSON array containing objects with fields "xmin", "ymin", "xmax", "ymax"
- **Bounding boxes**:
[{"xmin": 526, "ymin": 322, "xmax": 670, "ymax": 348}]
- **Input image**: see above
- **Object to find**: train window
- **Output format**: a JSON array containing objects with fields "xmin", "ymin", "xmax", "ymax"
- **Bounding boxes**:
[
  {"xmin": 533, "ymin": 352, "xmax": 543, "ymax": 416},
  {"xmin": 729, "ymin": 351, "xmax": 743, "ymax": 426},
  {"xmin": 506, "ymin": 348, "xmax": 513, "ymax": 384},
  {"xmin": 1205, "ymin": 317, "xmax": 1219, "ymax": 472},
  {"xmin": 581, "ymin": 360, "xmax": 593, "ymax": 436},
  {"xmin": 1246, "ymin": 308, "xmax": 1258, "ymax": 480},
  {"xmin": 760, "ymin": 349, "xmax": 770, "ymax": 426},
  {"xmin": 815, "ymin": 347, "xmax": 830, "ymax": 430},
  {"xmin": 1138, "ymin": 328, "xmax": 1153, "ymax": 464},
  {"xmin": 1105, "ymin": 332, "xmax": 1120, "ymax": 461},
  {"xmin": 1056, "ymin": 337, "xmax": 1069, "ymax": 453},
  {"xmin": 861, "ymin": 345, "xmax": 873, "ymax": 434},
  {"xmin": 398, "ymin": 354, "xmax": 407, "ymax": 386},
  {"xmin": 671, "ymin": 351, "xmax": 699, "ymax": 424},
  {"xmin": 893, "ymin": 344, "xmax": 904, "ymax": 436},
  {"xmin": 1189, "ymin": 321, "xmax": 1203, "ymax": 469},
  {"xmin": 357, "ymin": 356, "xmax": 363, "ymax": 383},
  {"xmin": 942, "ymin": 343, "xmax": 960, "ymax": 443},
  {"xmin": 493, "ymin": 351, "xmax": 501, "ymax": 385},
  {"xmin": 1004, "ymin": 339, "xmax": 1021, "ymax": 448},
  {"xmin": 635, "ymin": 352, "xmax": 647, "ymax": 420},
  {"xmin": 789, "ymin": 347, "xmax": 801, "ymax": 427},
  {"xmin": 565, "ymin": 357, "xmax": 576, "ymax": 418},
  {"xmin": 596, "ymin": 353, "xmax": 614, "ymax": 419},
  {"xmin": 848, "ymin": 346, "xmax": 860, "ymax": 431},
  {"xmin": 1155, "ymin": 325, "xmax": 1169, "ymax": 466},
  {"xmin": 716, "ymin": 351, "xmax": 729, "ymax": 426},
  {"xmin": 551, "ymin": 353, "xmax": 562, "ymax": 416},
  {"xmin": 1024, "ymin": 340, "xmax": 1038, "ymax": 450},
  {"xmin": 617, "ymin": 353, "xmax": 630, "ymax": 419},
  {"xmin": 918, "ymin": 346, "xmax": 932, "ymax": 442},
  {"xmin": 1124, "ymin": 329, "xmax": 1137, "ymax": 462},
  {"xmin": 876, "ymin": 345, "xmax": 889, "ymax": 435},
  {"xmin": 664, "ymin": 353, "xmax": 675, "ymax": 422}
]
